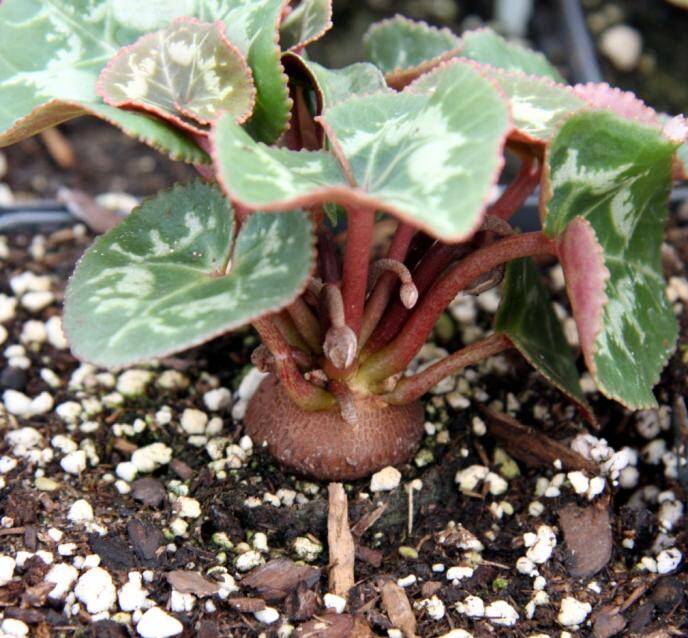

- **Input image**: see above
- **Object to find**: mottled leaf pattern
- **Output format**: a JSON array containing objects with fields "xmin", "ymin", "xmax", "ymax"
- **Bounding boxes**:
[
  {"xmin": 495, "ymin": 258, "xmax": 594, "ymax": 422},
  {"xmin": 280, "ymin": 0, "xmax": 333, "ymax": 50},
  {"xmin": 364, "ymin": 15, "xmax": 461, "ymax": 87},
  {"xmin": 460, "ymin": 28, "xmax": 564, "ymax": 82},
  {"xmin": 98, "ymin": 18, "xmax": 255, "ymax": 133},
  {"xmin": 543, "ymin": 111, "xmax": 678, "ymax": 408},
  {"xmin": 298, "ymin": 57, "xmax": 390, "ymax": 108},
  {"xmin": 411, "ymin": 63, "xmax": 585, "ymax": 144},
  {"xmin": 322, "ymin": 61, "xmax": 510, "ymax": 239},
  {"xmin": 214, "ymin": 61, "xmax": 510, "ymax": 241},
  {"xmin": 0, "ymin": 0, "xmax": 289, "ymax": 150},
  {"xmin": 64, "ymin": 181, "xmax": 314, "ymax": 367},
  {"xmin": 213, "ymin": 115, "xmax": 349, "ymax": 205}
]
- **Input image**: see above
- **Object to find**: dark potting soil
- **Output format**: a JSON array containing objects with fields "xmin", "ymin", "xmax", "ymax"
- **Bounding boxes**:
[{"xmin": 0, "ymin": 220, "xmax": 686, "ymax": 637}]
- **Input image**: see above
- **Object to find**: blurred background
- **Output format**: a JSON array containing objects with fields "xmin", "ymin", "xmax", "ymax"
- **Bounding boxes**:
[{"xmin": 1, "ymin": 0, "xmax": 687, "ymax": 208}]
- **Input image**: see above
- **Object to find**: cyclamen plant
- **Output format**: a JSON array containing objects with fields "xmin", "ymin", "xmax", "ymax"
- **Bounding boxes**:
[{"xmin": 2, "ymin": 1, "xmax": 687, "ymax": 480}]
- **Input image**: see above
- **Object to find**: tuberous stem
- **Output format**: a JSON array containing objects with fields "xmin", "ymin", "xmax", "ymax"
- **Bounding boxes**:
[
  {"xmin": 359, "ymin": 231, "xmax": 557, "ymax": 384},
  {"xmin": 253, "ymin": 317, "xmax": 335, "ymax": 411},
  {"xmin": 341, "ymin": 206, "xmax": 375, "ymax": 336},
  {"xmin": 287, "ymin": 298, "xmax": 323, "ymax": 354},
  {"xmin": 383, "ymin": 334, "xmax": 512, "ymax": 404},
  {"xmin": 489, "ymin": 158, "xmax": 541, "ymax": 220}
]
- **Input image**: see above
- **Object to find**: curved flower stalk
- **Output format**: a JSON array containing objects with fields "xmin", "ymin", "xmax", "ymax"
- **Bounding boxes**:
[{"xmin": 2, "ymin": 0, "xmax": 685, "ymax": 479}]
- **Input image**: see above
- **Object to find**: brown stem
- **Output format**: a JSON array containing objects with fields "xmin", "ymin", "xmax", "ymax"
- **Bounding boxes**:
[
  {"xmin": 489, "ymin": 158, "xmax": 541, "ymax": 220},
  {"xmin": 287, "ymin": 298, "xmax": 323, "ymax": 354},
  {"xmin": 358, "ymin": 231, "xmax": 557, "ymax": 384},
  {"xmin": 272, "ymin": 311, "xmax": 311, "ymax": 353},
  {"xmin": 362, "ymin": 242, "xmax": 464, "ymax": 357},
  {"xmin": 383, "ymin": 334, "xmax": 512, "ymax": 404},
  {"xmin": 367, "ymin": 259, "xmax": 418, "ymax": 307},
  {"xmin": 253, "ymin": 317, "xmax": 335, "ymax": 411},
  {"xmin": 341, "ymin": 206, "xmax": 375, "ymax": 336}
]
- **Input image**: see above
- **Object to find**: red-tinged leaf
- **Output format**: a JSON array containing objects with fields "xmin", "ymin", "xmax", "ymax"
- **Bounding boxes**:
[
  {"xmin": 280, "ymin": 0, "xmax": 333, "ymax": 51},
  {"xmin": 573, "ymin": 82, "xmax": 659, "ymax": 125},
  {"xmin": 98, "ymin": 18, "xmax": 256, "ymax": 135},
  {"xmin": 558, "ymin": 218, "xmax": 609, "ymax": 379}
]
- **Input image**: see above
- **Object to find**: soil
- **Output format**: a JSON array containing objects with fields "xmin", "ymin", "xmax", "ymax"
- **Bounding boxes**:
[{"xmin": 0, "ymin": 218, "xmax": 686, "ymax": 637}]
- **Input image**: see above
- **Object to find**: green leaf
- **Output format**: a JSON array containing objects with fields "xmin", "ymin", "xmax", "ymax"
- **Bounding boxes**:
[
  {"xmin": 97, "ymin": 18, "xmax": 256, "ymax": 133},
  {"xmin": 213, "ymin": 116, "xmax": 349, "ymax": 205},
  {"xmin": 363, "ymin": 15, "xmax": 461, "ymax": 88},
  {"xmin": 297, "ymin": 57, "xmax": 390, "ymax": 108},
  {"xmin": 0, "ymin": 0, "xmax": 289, "ymax": 151},
  {"xmin": 460, "ymin": 28, "xmax": 564, "ymax": 83},
  {"xmin": 213, "ymin": 61, "xmax": 510, "ymax": 241},
  {"xmin": 411, "ymin": 62, "xmax": 585, "ymax": 144},
  {"xmin": 495, "ymin": 257, "xmax": 594, "ymax": 422},
  {"xmin": 64, "ymin": 181, "xmax": 314, "ymax": 367},
  {"xmin": 542, "ymin": 110, "xmax": 678, "ymax": 408},
  {"xmin": 280, "ymin": 0, "xmax": 333, "ymax": 50}
]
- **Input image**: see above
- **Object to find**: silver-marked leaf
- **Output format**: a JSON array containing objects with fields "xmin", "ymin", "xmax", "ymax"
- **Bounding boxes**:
[
  {"xmin": 64, "ymin": 181, "xmax": 314, "ymax": 367},
  {"xmin": 460, "ymin": 28, "xmax": 564, "ymax": 83},
  {"xmin": 363, "ymin": 15, "xmax": 461, "ymax": 88},
  {"xmin": 213, "ymin": 61, "xmax": 510, "ymax": 241},
  {"xmin": 0, "ymin": 0, "xmax": 289, "ymax": 150},
  {"xmin": 410, "ymin": 62, "xmax": 585, "ymax": 145},
  {"xmin": 280, "ymin": 0, "xmax": 333, "ymax": 50},
  {"xmin": 321, "ymin": 61, "xmax": 510, "ymax": 240},
  {"xmin": 293, "ymin": 56, "xmax": 390, "ymax": 109},
  {"xmin": 542, "ymin": 110, "xmax": 678, "ymax": 408},
  {"xmin": 213, "ymin": 116, "xmax": 349, "ymax": 205},
  {"xmin": 98, "ymin": 18, "xmax": 255, "ymax": 133},
  {"xmin": 495, "ymin": 257, "xmax": 594, "ymax": 423}
]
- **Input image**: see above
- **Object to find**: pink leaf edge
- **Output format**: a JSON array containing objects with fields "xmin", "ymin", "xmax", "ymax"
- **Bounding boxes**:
[
  {"xmin": 573, "ymin": 82, "xmax": 658, "ymax": 125},
  {"xmin": 558, "ymin": 216, "xmax": 610, "ymax": 380}
]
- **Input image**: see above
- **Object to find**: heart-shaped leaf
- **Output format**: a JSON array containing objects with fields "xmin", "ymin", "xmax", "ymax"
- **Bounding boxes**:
[
  {"xmin": 97, "ymin": 18, "xmax": 255, "ymax": 134},
  {"xmin": 542, "ymin": 110, "xmax": 678, "ymax": 408},
  {"xmin": 64, "ymin": 181, "xmax": 314, "ymax": 367},
  {"xmin": 0, "ymin": 0, "xmax": 289, "ymax": 154},
  {"xmin": 214, "ymin": 60, "xmax": 510, "ymax": 242},
  {"xmin": 410, "ymin": 62, "xmax": 586, "ymax": 145},
  {"xmin": 495, "ymin": 257, "xmax": 594, "ymax": 423},
  {"xmin": 460, "ymin": 28, "xmax": 564, "ymax": 83},
  {"xmin": 363, "ymin": 15, "xmax": 461, "ymax": 88},
  {"xmin": 280, "ymin": 0, "xmax": 333, "ymax": 50}
]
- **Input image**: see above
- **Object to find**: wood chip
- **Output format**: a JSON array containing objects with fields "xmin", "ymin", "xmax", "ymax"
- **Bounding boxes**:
[
  {"xmin": 593, "ymin": 605, "xmax": 627, "ymax": 638},
  {"xmin": 484, "ymin": 409, "xmax": 598, "ymax": 473},
  {"xmin": 131, "ymin": 478, "xmax": 166, "ymax": 508},
  {"xmin": 380, "ymin": 580, "xmax": 418, "ymax": 638},
  {"xmin": 294, "ymin": 613, "xmax": 373, "ymax": 638},
  {"xmin": 226, "ymin": 597, "xmax": 266, "ymax": 612},
  {"xmin": 166, "ymin": 570, "xmax": 220, "ymax": 596},
  {"xmin": 241, "ymin": 558, "xmax": 320, "ymax": 602},
  {"xmin": 327, "ymin": 483, "xmax": 355, "ymax": 597},
  {"xmin": 126, "ymin": 519, "xmax": 164, "ymax": 562},
  {"xmin": 558, "ymin": 502, "xmax": 612, "ymax": 578}
]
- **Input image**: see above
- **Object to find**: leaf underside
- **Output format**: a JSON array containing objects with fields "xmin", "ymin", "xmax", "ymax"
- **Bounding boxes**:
[
  {"xmin": 0, "ymin": 0, "xmax": 289, "ymax": 154},
  {"xmin": 543, "ymin": 110, "xmax": 678, "ymax": 409},
  {"xmin": 363, "ymin": 15, "xmax": 461, "ymax": 87},
  {"xmin": 214, "ymin": 60, "xmax": 510, "ymax": 241},
  {"xmin": 280, "ymin": 0, "xmax": 333, "ymax": 51},
  {"xmin": 495, "ymin": 257, "xmax": 594, "ymax": 423},
  {"xmin": 97, "ymin": 18, "xmax": 256, "ymax": 133},
  {"xmin": 459, "ymin": 28, "xmax": 565, "ymax": 83},
  {"xmin": 64, "ymin": 181, "xmax": 314, "ymax": 368}
]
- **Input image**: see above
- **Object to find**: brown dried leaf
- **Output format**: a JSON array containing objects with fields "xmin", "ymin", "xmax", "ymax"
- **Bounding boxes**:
[
  {"xmin": 241, "ymin": 558, "xmax": 320, "ymax": 602},
  {"xmin": 558, "ymin": 503, "xmax": 612, "ymax": 578},
  {"xmin": 166, "ymin": 570, "xmax": 220, "ymax": 597},
  {"xmin": 381, "ymin": 581, "xmax": 418, "ymax": 638}
]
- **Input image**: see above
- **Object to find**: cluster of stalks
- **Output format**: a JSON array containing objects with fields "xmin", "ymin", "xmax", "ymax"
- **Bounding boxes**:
[{"xmin": 248, "ymin": 154, "xmax": 555, "ymax": 423}]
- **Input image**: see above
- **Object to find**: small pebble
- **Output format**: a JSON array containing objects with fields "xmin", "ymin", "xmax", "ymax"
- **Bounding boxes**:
[
  {"xmin": 370, "ymin": 466, "xmax": 401, "ymax": 492},
  {"xmin": 136, "ymin": 606, "xmax": 184, "ymax": 638},
  {"xmin": 558, "ymin": 596, "xmax": 592, "ymax": 627},
  {"xmin": 324, "ymin": 592, "xmax": 346, "ymax": 614}
]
